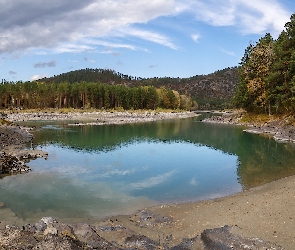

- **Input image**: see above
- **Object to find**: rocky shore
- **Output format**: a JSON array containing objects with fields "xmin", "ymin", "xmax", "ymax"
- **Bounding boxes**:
[
  {"xmin": 5, "ymin": 110, "xmax": 198, "ymax": 125},
  {"xmin": 0, "ymin": 110, "xmax": 294, "ymax": 249},
  {"xmin": 203, "ymin": 110, "xmax": 295, "ymax": 143},
  {"xmin": 0, "ymin": 124, "xmax": 47, "ymax": 175}
]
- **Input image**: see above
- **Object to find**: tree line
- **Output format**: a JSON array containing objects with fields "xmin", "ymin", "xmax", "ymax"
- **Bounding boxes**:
[
  {"xmin": 233, "ymin": 13, "xmax": 295, "ymax": 114},
  {"xmin": 0, "ymin": 80, "xmax": 195, "ymax": 111}
]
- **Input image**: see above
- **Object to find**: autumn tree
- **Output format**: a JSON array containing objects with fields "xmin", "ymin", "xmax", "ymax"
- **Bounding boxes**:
[{"xmin": 234, "ymin": 33, "xmax": 274, "ymax": 113}]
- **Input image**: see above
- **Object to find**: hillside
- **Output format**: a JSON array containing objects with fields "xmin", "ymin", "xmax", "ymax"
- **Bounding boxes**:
[{"xmin": 38, "ymin": 67, "xmax": 239, "ymax": 109}]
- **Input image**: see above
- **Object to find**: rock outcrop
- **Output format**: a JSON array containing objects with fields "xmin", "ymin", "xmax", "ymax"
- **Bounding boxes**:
[
  {"xmin": 0, "ymin": 125, "xmax": 47, "ymax": 175},
  {"xmin": 0, "ymin": 217, "xmax": 283, "ymax": 249},
  {"xmin": 201, "ymin": 225, "xmax": 283, "ymax": 250}
]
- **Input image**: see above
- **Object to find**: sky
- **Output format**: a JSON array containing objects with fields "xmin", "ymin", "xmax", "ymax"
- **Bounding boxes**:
[{"xmin": 0, "ymin": 0, "xmax": 294, "ymax": 82}]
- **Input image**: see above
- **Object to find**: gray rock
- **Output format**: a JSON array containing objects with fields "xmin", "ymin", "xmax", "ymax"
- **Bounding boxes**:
[
  {"xmin": 71, "ymin": 223, "xmax": 117, "ymax": 249},
  {"xmin": 201, "ymin": 225, "xmax": 283, "ymax": 250},
  {"xmin": 125, "ymin": 234, "xmax": 160, "ymax": 250},
  {"xmin": 41, "ymin": 216, "xmax": 57, "ymax": 225}
]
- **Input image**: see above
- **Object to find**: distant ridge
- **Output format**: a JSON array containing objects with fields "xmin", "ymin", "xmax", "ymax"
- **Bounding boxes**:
[{"xmin": 38, "ymin": 67, "xmax": 239, "ymax": 109}]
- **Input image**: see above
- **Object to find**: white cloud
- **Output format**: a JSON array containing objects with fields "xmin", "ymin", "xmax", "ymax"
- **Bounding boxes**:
[
  {"xmin": 181, "ymin": 0, "xmax": 291, "ymax": 36},
  {"xmin": 30, "ymin": 74, "xmax": 47, "ymax": 81},
  {"xmin": 118, "ymin": 27, "xmax": 178, "ymax": 50},
  {"xmin": 82, "ymin": 38, "xmax": 138, "ymax": 51},
  {"xmin": 191, "ymin": 34, "xmax": 201, "ymax": 43},
  {"xmin": 0, "ymin": 0, "xmax": 176, "ymax": 54},
  {"xmin": 0, "ymin": 0, "xmax": 291, "ymax": 56},
  {"xmin": 54, "ymin": 44, "xmax": 95, "ymax": 54}
]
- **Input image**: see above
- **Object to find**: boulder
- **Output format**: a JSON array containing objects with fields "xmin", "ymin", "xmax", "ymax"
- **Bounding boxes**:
[{"xmin": 201, "ymin": 225, "xmax": 283, "ymax": 250}]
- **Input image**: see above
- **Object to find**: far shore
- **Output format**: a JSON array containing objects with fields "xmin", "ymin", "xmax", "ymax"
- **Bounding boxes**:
[
  {"xmin": 0, "ymin": 109, "xmax": 294, "ymax": 249},
  {"xmin": 4, "ymin": 109, "xmax": 199, "ymax": 125}
]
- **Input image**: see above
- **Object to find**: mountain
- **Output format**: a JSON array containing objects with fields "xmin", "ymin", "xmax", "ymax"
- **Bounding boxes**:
[{"xmin": 38, "ymin": 67, "xmax": 239, "ymax": 109}]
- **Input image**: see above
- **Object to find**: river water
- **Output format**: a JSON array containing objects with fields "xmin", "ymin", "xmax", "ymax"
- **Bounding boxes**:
[{"xmin": 1, "ymin": 115, "xmax": 295, "ymax": 224}]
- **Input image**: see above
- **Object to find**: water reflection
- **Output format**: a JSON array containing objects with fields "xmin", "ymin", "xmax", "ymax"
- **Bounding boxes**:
[
  {"xmin": 24, "ymin": 117, "xmax": 295, "ymax": 190},
  {"xmin": 0, "ymin": 171, "xmax": 155, "ymax": 224}
]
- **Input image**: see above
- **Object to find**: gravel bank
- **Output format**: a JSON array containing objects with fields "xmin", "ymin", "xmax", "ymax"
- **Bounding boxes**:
[{"xmin": 6, "ymin": 110, "xmax": 198, "ymax": 125}]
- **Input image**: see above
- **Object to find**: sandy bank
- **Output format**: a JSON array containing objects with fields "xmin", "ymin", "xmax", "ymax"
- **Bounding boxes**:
[{"xmin": 103, "ymin": 174, "xmax": 294, "ymax": 248}]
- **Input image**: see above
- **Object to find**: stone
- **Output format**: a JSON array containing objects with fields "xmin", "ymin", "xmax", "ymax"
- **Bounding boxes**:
[
  {"xmin": 201, "ymin": 225, "xmax": 283, "ymax": 250},
  {"xmin": 44, "ymin": 225, "xmax": 58, "ymax": 236},
  {"xmin": 125, "ymin": 234, "xmax": 160, "ymax": 249},
  {"xmin": 41, "ymin": 217, "xmax": 57, "ymax": 225},
  {"xmin": 72, "ymin": 223, "xmax": 117, "ymax": 249}
]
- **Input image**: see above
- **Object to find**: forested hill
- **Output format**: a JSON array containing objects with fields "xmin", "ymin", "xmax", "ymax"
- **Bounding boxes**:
[{"xmin": 38, "ymin": 67, "xmax": 239, "ymax": 109}]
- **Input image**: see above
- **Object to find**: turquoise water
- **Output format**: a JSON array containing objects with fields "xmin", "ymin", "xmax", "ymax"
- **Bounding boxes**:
[{"xmin": 1, "ymin": 116, "xmax": 295, "ymax": 224}]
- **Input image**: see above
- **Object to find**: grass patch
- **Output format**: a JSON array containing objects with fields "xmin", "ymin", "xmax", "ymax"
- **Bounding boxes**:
[{"xmin": 240, "ymin": 113, "xmax": 271, "ymax": 124}]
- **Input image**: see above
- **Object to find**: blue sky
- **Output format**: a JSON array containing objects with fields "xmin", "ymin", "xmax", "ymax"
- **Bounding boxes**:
[{"xmin": 0, "ymin": 0, "xmax": 294, "ymax": 82}]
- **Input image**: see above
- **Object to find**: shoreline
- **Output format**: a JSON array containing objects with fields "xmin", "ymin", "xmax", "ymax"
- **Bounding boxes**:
[
  {"xmin": 5, "ymin": 110, "xmax": 199, "ymax": 125},
  {"xmin": 0, "ymin": 110, "xmax": 292, "ymax": 249},
  {"xmin": 203, "ymin": 110, "xmax": 295, "ymax": 143}
]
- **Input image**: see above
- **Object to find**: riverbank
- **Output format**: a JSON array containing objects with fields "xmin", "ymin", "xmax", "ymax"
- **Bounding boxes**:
[
  {"xmin": 0, "ymin": 110, "xmax": 292, "ymax": 249},
  {"xmin": 203, "ymin": 110, "xmax": 295, "ymax": 143},
  {"xmin": 5, "ymin": 110, "xmax": 198, "ymax": 125},
  {"xmin": 0, "ymin": 124, "xmax": 47, "ymax": 175},
  {"xmin": 0, "ymin": 174, "xmax": 291, "ymax": 249}
]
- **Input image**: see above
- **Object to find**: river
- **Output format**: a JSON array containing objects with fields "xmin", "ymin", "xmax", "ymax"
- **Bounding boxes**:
[{"xmin": 1, "ymin": 115, "xmax": 295, "ymax": 225}]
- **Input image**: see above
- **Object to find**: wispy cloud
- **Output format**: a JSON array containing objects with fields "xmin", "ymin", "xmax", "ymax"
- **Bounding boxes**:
[
  {"xmin": 118, "ymin": 27, "xmax": 178, "ymax": 50},
  {"xmin": 182, "ymin": 0, "xmax": 291, "ymax": 36},
  {"xmin": 83, "ymin": 38, "xmax": 138, "ymax": 51},
  {"xmin": 220, "ymin": 49, "xmax": 236, "ymax": 56},
  {"xmin": 54, "ymin": 43, "xmax": 95, "ymax": 54},
  {"xmin": 9, "ymin": 71, "xmax": 17, "ymax": 75}
]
